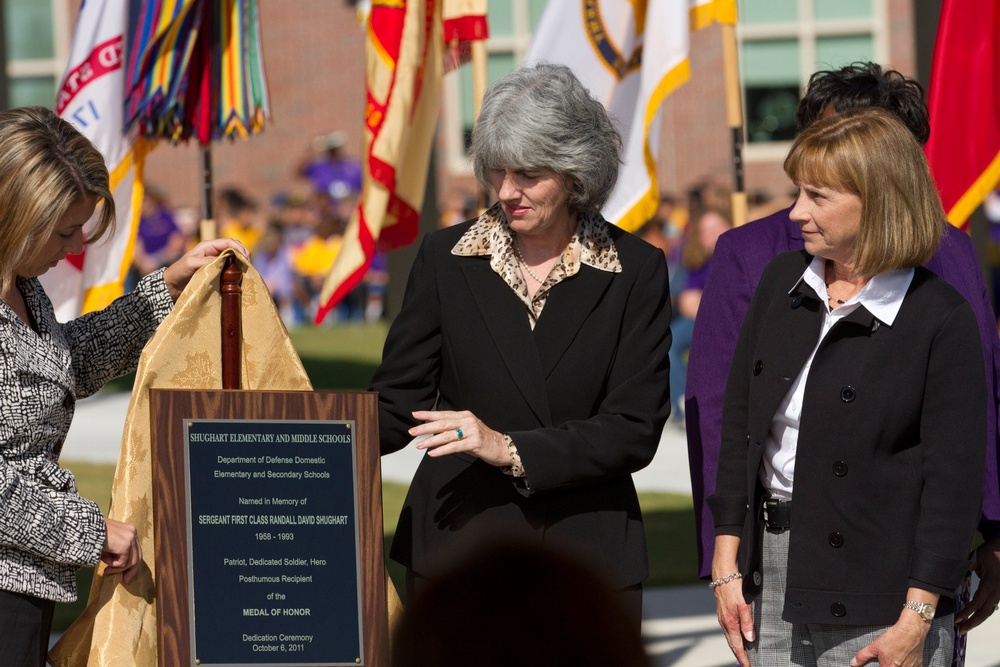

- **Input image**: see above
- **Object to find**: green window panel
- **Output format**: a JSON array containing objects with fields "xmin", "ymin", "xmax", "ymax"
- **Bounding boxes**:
[
  {"xmin": 814, "ymin": 0, "xmax": 872, "ymax": 21},
  {"xmin": 460, "ymin": 52, "xmax": 516, "ymax": 150},
  {"xmin": 743, "ymin": 39, "xmax": 800, "ymax": 86},
  {"xmin": 5, "ymin": 0, "xmax": 54, "ymax": 60},
  {"xmin": 487, "ymin": 1, "xmax": 514, "ymax": 37},
  {"xmin": 815, "ymin": 35, "xmax": 874, "ymax": 70},
  {"xmin": 10, "ymin": 76, "xmax": 56, "ymax": 108},
  {"xmin": 738, "ymin": 0, "xmax": 798, "ymax": 24},
  {"xmin": 743, "ymin": 40, "xmax": 800, "ymax": 143}
]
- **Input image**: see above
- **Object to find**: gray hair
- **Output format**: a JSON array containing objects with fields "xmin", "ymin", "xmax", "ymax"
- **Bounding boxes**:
[{"xmin": 471, "ymin": 62, "xmax": 623, "ymax": 214}]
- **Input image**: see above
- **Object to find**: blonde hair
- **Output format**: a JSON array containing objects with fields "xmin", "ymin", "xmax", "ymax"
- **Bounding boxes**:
[
  {"xmin": 0, "ymin": 107, "xmax": 114, "ymax": 295},
  {"xmin": 784, "ymin": 107, "xmax": 943, "ymax": 277}
]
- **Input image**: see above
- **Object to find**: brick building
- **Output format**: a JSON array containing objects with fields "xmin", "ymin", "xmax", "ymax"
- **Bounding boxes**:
[{"xmin": 6, "ymin": 1, "xmax": 937, "ymax": 230}]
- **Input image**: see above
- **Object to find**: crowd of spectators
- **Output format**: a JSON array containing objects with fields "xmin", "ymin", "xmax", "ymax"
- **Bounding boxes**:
[{"xmin": 129, "ymin": 131, "xmax": 383, "ymax": 326}]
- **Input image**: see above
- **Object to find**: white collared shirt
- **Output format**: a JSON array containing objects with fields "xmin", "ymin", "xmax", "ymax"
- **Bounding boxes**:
[{"xmin": 760, "ymin": 256, "xmax": 914, "ymax": 500}]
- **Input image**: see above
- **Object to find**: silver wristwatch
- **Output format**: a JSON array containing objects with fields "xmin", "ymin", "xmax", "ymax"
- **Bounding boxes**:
[{"xmin": 903, "ymin": 600, "xmax": 936, "ymax": 622}]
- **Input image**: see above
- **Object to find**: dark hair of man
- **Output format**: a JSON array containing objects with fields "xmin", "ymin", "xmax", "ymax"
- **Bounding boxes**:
[{"xmin": 794, "ymin": 61, "xmax": 930, "ymax": 144}]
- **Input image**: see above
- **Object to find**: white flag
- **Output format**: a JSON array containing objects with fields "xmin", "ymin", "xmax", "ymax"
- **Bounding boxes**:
[
  {"xmin": 525, "ymin": 0, "xmax": 735, "ymax": 231},
  {"xmin": 41, "ymin": 0, "xmax": 148, "ymax": 320}
]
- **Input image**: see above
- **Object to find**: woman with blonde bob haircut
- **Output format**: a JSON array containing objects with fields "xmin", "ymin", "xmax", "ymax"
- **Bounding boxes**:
[
  {"xmin": 0, "ymin": 106, "xmax": 247, "ymax": 666},
  {"xmin": 783, "ymin": 107, "xmax": 944, "ymax": 278},
  {"xmin": 710, "ymin": 107, "xmax": 985, "ymax": 667}
]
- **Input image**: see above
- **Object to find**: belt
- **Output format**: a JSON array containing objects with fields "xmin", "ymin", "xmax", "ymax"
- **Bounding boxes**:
[{"xmin": 762, "ymin": 497, "xmax": 792, "ymax": 532}]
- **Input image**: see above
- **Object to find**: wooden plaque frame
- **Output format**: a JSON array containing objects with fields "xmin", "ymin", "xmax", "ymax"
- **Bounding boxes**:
[{"xmin": 150, "ymin": 389, "xmax": 388, "ymax": 666}]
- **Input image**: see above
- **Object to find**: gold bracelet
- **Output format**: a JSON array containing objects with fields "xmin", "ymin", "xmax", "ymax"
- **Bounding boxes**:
[{"xmin": 709, "ymin": 572, "xmax": 743, "ymax": 589}]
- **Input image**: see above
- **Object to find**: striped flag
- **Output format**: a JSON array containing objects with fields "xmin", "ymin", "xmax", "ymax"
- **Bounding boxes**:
[
  {"xmin": 315, "ymin": 0, "xmax": 488, "ymax": 324},
  {"xmin": 924, "ymin": 0, "xmax": 1000, "ymax": 230},
  {"xmin": 525, "ymin": 0, "xmax": 737, "ymax": 231},
  {"xmin": 124, "ymin": 0, "xmax": 269, "ymax": 144},
  {"xmin": 41, "ymin": 0, "xmax": 150, "ymax": 320}
]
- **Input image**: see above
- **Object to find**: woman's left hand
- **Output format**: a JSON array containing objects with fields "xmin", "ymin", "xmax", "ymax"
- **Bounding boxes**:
[
  {"xmin": 409, "ymin": 410, "xmax": 509, "ymax": 467},
  {"xmin": 162, "ymin": 238, "xmax": 250, "ymax": 302},
  {"xmin": 850, "ymin": 615, "xmax": 930, "ymax": 667}
]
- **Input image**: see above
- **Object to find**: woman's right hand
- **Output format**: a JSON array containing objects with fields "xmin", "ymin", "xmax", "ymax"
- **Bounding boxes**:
[
  {"xmin": 162, "ymin": 238, "xmax": 250, "ymax": 302},
  {"xmin": 715, "ymin": 577, "xmax": 754, "ymax": 667},
  {"xmin": 102, "ymin": 518, "xmax": 143, "ymax": 583},
  {"xmin": 713, "ymin": 535, "xmax": 754, "ymax": 667}
]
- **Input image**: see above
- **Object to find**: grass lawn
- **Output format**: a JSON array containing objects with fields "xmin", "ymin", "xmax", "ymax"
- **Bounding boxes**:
[{"xmin": 56, "ymin": 322, "xmax": 700, "ymax": 628}]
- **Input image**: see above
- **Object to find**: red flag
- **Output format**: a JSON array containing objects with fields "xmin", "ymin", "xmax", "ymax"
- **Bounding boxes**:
[
  {"xmin": 315, "ymin": 0, "xmax": 487, "ymax": 324},
  {"xmin": 925, "ymin": 0, "xmax": 1000, "ymax": 229}
]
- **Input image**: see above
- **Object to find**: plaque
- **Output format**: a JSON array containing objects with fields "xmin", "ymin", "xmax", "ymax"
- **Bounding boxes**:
[
  {"xmin": 150, "ymin": 390, "xmax": 388, "ymax": 667},
  {"xmin": 186, "ymin": 419, "xmax": 362, "ymax": 664}
]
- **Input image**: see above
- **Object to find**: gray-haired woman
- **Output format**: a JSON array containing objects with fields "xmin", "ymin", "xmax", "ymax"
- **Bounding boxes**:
[{"xmin": 370, "ymin": 62, "xmax": 672, "ymax": 626}]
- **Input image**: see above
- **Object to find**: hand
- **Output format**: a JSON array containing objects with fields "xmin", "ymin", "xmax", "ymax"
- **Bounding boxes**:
[
  {"xmin": 102, "ymin": 518, "xmax": 143, "ymax": 583},
  {"xmin": 409, "ymin": 410, "xmax": 509, "ymax": 467},
  {"xmin": 956, "ymin": 538, "xmax": 1000, "ymax": 633},
  {"xmin": 714, "ymin": 577, "xmax": 754, "ymax": 667},
  {"xmin": 851, "ymin": 615, "xmax": 929, "ymax": 667},
  {"xmin": 162, "ymin": 238, "xmax": 250, "ymax": 301}
]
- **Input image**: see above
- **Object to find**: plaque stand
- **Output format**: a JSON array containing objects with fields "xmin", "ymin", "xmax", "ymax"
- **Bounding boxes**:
[{"xmin": 150, "ymin": 258, "xmax": 389, "ymax": 665}]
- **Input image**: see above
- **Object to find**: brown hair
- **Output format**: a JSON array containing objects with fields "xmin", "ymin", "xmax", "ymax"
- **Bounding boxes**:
[
  {"xmin": 784, "ymin": 108, "xmax": 942, "ymax": 277},
  {"xmin": 0, "ymin": 106, "xmax": 114, "ymax": 295},
  {"xmin": 681, "ymin": 206, "xmax": 732, "ymax": 271}
]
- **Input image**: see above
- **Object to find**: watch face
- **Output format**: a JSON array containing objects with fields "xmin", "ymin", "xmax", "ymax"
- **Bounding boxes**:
[{"xmin": 906, "ymin": 602, "xmax": 936, "ymax": 621}]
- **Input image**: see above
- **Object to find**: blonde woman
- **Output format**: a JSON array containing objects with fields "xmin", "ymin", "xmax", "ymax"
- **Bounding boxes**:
[
  {"xmin": 0, "ymin": 106, "xmax": 246, "ymax": 665},
  {"xmin": 710, "ymin": 109, "xmax": 985, "ymax": 667}
]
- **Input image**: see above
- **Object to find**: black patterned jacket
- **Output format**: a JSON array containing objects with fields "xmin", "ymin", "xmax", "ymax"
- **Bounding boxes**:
[{"xmin": 0, "ymin": 270, "xmax": 172, "ymax": 601}]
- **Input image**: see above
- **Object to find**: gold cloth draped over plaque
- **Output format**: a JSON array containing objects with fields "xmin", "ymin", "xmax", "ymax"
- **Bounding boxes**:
[{"xmin": 50, "ymin": 251, "xmax": 402, "ymax": 666}]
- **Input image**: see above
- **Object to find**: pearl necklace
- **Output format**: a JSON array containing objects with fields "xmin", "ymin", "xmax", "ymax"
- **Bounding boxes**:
[
  {"xmin": 824, "ymin": 282, "xmax": 846, "ymax": 305},
  {"xmin": 515, "ymin": 241, "xmax": 547, "ymax": 284}
]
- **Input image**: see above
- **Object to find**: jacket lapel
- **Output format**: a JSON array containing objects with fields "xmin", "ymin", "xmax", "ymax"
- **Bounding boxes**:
[
  {"xmin": 749, "ymin": 282, "xmax": 823, "ymax": 439},
  {"xmin": 531, "ymin": 265, "xmax": 614, "ymax": 377},
  {"xmin": 458, "ymin": 259, "xmax": 553, "ymax": 425}
]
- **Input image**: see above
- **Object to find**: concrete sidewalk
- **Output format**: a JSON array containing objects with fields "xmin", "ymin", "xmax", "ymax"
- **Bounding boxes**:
[
  {"xmin": 63, "ymin": 392, "xmax": 1000, "ymax": 666},
  {"xmin": 60, "ymin": 391, "xmax": 695, "ymax": 493}
]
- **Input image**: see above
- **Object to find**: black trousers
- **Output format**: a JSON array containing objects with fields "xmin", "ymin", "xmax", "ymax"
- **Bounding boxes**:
[{"xmin": 0, "ymin": 589, "xmax": 56, "ymax": 667}]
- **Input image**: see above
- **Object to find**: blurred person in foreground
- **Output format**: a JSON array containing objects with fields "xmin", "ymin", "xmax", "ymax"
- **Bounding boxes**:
[
  {"xmin": 0, "ymin": 106, "xmax": 247, "ymax": 666},
  {"xmin": 391, "ymin": 541, "xmax": 650, "ymax": 667},
  {"xmin": 686, "ymin": 62, "xmax": 1000, "ymax": 637},
  {"xmin": 369, "ymin": 62, "xmax": 672, "ymax": 627},
  {"xmin": 710, "ymin": 108, "xmax": 985, "ymax": 667}
]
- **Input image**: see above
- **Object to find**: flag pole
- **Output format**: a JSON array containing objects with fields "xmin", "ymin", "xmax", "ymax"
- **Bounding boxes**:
[
  {"xmin": 721, "ymin": 23, "xmax": 747, "ymax": 226},
  {"xmin": 199, "ymin": 145, "xmax": 217, "ymax": 240},
  {"xmin": 471, "ymin": 40, "xmax": 490, "ymax": 210}
]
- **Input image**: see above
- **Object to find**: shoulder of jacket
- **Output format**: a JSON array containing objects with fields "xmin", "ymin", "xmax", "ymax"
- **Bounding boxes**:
[
  {"xmin": 607, "ymin": 225, "xmax": 661, "ymax": 266},
  {"xmin": 760, "ymin": 250, "xmax": 811, "ymax": 284},
  {"xmin": 910, "ymin": 266, "xmax": 974, "ymax": 313}
]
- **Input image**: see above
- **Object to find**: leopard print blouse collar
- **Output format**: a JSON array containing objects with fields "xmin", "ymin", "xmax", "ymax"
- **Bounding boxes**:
[{"xmin": 451, "ymin": 202, "xmax": 621, "ymax": 325}]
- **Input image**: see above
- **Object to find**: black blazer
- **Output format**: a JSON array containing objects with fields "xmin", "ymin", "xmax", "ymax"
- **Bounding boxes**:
[
  {"xmin": 370, "ymin": 220, "xmax": 672, "ymax": 588},
  {"xmin": 709, "ymin": 250, "xmax": 986, "ymax": 625}
]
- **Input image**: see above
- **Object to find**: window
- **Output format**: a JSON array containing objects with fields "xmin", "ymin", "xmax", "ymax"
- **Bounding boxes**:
[
  {"xmin": 4, "ymin": 0, "xmax": 70, "ymax": 108},
  {"xmin": 442, "ymin": 0, "xmax": 546, "ymax": 173},
  {"xmin": 738, "ymin": 0, "xmax": 888, "ymax": 158}
]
